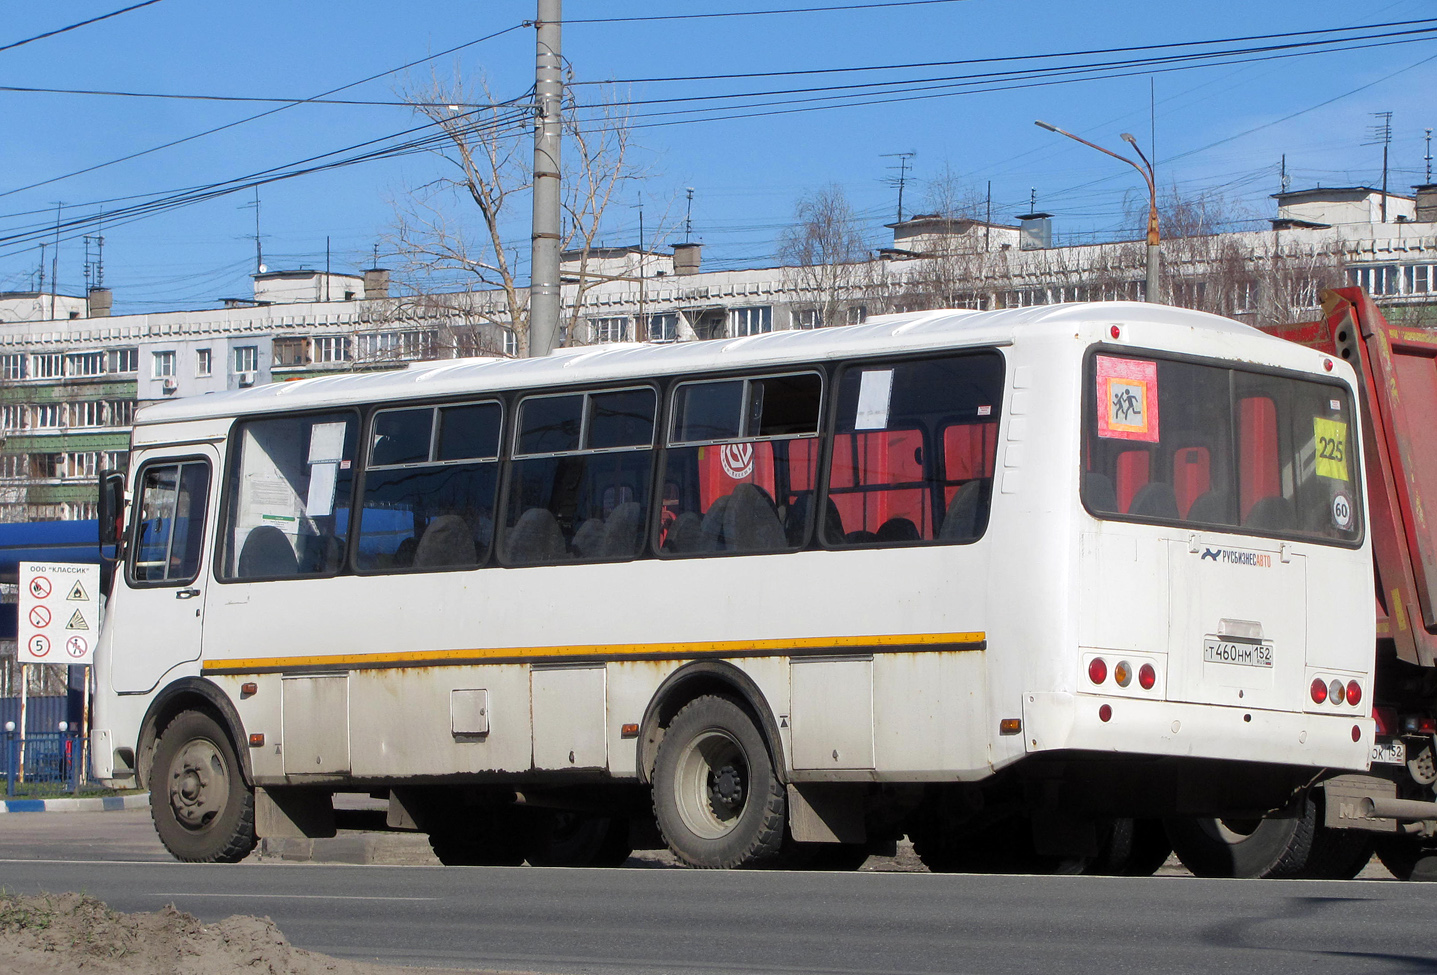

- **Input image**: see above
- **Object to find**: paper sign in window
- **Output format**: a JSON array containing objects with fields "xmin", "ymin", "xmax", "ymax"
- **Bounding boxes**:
[
  {"xmin": 306, "ymin": 462, "xmax": 338, "ymax": 516},
  {"xmin": 1096, "ymin": 356, "xmax": 1159, "ymax": 443},
  {"xmin": 308, "ymin": 422, "xmax": 347, "ymax": 464},
  {"xmin": 854, "ymin": 369, "xmax": 894, "ymax": 431},
  {"xmin": 1313, "ymin": 417, "xmax": 1349, "ymax": 480}
]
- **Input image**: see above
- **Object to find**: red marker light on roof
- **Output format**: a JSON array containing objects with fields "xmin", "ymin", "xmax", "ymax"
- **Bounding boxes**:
[
  {"xmin": 1324, "ymin": 358, "xmax": 1334, "ymax": 372},
  {"xmin": 1088, "ymin": 657, "xmax": 1108, "ymax": 685}
]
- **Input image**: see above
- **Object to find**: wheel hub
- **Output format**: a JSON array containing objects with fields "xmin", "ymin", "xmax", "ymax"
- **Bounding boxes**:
[
  {"xmin": 168, "ymin": 740, "xmax": 227, "ymax": 830},
  {"xmin": 710, "ymin": 764, "xmax": 745, "ymax": 813}
]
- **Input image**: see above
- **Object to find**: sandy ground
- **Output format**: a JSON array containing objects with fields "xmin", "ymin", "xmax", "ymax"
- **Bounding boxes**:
[{"xmin": 0, "ymin": 892, "xmax": 494, "ymax": 975}]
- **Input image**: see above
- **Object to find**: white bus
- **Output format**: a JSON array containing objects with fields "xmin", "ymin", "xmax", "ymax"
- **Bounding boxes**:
[{"xmin": 92, "ymin": 301, "xmax": 1377, "ymax": 875}]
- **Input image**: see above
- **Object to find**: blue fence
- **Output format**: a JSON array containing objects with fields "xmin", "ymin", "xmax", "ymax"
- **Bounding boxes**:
[
  {"xmin": 0, "ymin": 695, "xmax": 69, "ymax": 735},
  {"xmin": 0, "ymin": 697, "xmax": 88, "ymax": 794}
]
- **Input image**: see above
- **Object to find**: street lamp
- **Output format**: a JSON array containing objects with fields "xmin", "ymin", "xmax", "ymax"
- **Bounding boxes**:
[{"xmin": 1035, "ymin": 120, "xmax": 1160, "ymax": 303}]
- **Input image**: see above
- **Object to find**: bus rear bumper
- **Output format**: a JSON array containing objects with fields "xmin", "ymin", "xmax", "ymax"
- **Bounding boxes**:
[{"xmin": 1022, "ymin": 691, "xmax": 1373, "ymax": 771}]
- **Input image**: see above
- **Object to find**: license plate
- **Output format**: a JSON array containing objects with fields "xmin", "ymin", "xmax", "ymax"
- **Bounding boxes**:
[
  {"xmin": 1203, "ymin": 638, "xmax": 1273, "ymax": 668},
  {"xmin": 1372, "ymin": 740, "xmax": 1407, "ymax": 766}
]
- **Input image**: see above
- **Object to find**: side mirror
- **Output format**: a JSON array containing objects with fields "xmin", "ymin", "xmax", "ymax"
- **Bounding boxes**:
[{"xmin": 98, "ymin": 469, "xmax": 126, "ymax": 548}]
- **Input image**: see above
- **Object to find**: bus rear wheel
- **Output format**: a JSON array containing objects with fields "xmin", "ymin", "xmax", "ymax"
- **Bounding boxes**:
[
  {"xmin": 652, "ymin": 695, "xmax": 785, "ymax": 869},
  {"xmin": 527, "ymin": 811, "xmax": 633, "ymax": 867},
  {"xmin": 428, "ymin": 807, "xmax": 530, "ymax": 866},
  {"xmin": 150, "ymin": 710, "xmax": 256, "ymax": 863}
]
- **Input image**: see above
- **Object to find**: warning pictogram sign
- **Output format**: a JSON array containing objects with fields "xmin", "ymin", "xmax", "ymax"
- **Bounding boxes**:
[{"xmin": 19, "ymin": 562, "xmax": 99, "ymax": 665}]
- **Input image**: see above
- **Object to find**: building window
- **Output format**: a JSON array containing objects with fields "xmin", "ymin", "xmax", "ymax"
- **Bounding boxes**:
[
  {"xmin": 107, "ymin": 400, "xmax": 136, "ymax": 426},
  {"xmin": 315, "ymin": 336, "xmax": 351, "ymax": 363},
  {"xmin": 0, "ymin": 354, "xmax": 25, "ymax": 381},
  {"xmin": 272, "ymin": 337, "xmax": 309, "ymax": 367},
  {"xmin": 502, "ymin": 328, "xmax": 518, "ymax": 357},
  {"xmin": 846, "ymin": 305, "xmax": 868, "ymax": 325},
  {"xmin": 32, "ymin": 353, "xmax": 63, "ymax": 379},
  {"xmin": 196, "ymin": 349, "xmax": 212, "ymax": 377},
  {"xmin": 795, "ymin": 309, "xmax": 822, "ymax": 330},
  {"xmin": 357, "ymin": 330, "xmax": 437, "ymax": 361},
  {"xmin": 589, "ymin": 317, "xmax": 629, "ymax": 343},
  {"xmin": 728, "ymin": 305, "xmax": 772, "ymax": 337},
  {"xmin": 109, "ymin": 347, "xmax": 139, "ymax": 374},
  {"xmin": 647, "ymin": 313, "xmax": 678, "ymax": 343},
  {"xmin": 33, "ymin": 404, "xmax": 62, "ymax": 428},
  {"xmin": 0, "ymin": 455, "xmax": 27, "ymax": 479},
  {"xmin": 153, "ymin": 351, "xmax": 176, "ymax": 378},
  {"xmin": 1, "ymin": 405, "xmax": 24, "ymax": 430},
  {"xmin": 71, "ymin": 401, "xmax": 104, "ymax": 427},
  {"xmin": 65, "ymin": 352, "xmax": 105, "ymax": 377},
  {"xmin": 233, "ymin": 346, "xmax": 259, "ymax": 374},
  {"xmin": 65, "ymin": 452, "xmax": 99, "ymax": 479},
  {"xmin": 101, "ymin": 450, "xmax": 129, "ymax": 472},
  {"xmin": 29, "ymin": 454, "xmax": 59, "ymax": 478}
]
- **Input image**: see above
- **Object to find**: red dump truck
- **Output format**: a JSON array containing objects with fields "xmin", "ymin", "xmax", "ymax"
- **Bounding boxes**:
[{"xmin": 1208, "ymin": 287, "xmax": 1437, "ymax": 880}]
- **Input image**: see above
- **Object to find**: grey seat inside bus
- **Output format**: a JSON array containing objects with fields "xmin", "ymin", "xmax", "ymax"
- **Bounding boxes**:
[
  {"xmin": 1185, "ymin": 490, "xmax": 1232, "ymax": 525},
  {"xmin": 599, "ymin": 501, "xmax": 645, "ymax": 558},
  {"xmin": 784, "ymin": 493, "xmax": 843, "ymax": 546},
  {"xmin": 1127, "ymin": 482, "xmax": 1179, "ymax": 519},
  {"xmin": 237, "ymin": 525, "xmax": 298, "ymax": 577},
  {"xmin": 1083, "ymin": 472, "xmax": 1119, "ymax": 513},
  {"xmin": 392, "ymin": 535, "xmax": 419, "ymax": 568},
  {"xmin": 664, "ymin": 511, "xmax": 705, "ymax": 553},
  {"xmin": 699, "ymin": 494, "xmax": 733, "ymax": 550},
  {"xmin": 876, "ymin": 517, "xmax": 921, "ymax": 543},
  {"xmin": 939, "ymin": 478, "xmax": 992, "ymax": 541},
  {"xmin": 504, "ymin": 507, "xmax": 567, "ymax": 563},
  {"xmin": 724, "ymin": 484, "xmax": 787, "ymax": 552},
  {"xmin": 570, "ymin": 517, "xmax": 606, "ymax": 559},
  {"xmin": 1244, "ymin": 495, "xmax": 1296, "ymax": 531},
  {"xmin": 413, "ymin": 514, "xmax": 476, "ymax": 568}
]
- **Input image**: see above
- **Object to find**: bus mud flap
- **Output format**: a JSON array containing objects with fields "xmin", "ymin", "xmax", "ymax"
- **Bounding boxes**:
[
  {"xmin": 255, "ymin": 786, "xmax": 337, "ymax": 839},
  {"xmin": 787, "ymin": 783, "xmax": 865, "ymax": 844}
]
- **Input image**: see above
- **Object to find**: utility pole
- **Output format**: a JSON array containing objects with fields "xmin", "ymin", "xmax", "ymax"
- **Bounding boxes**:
[
  {"xmin": 684, "ymin": 188, "xmax": 695, "ymax": 244},
  {"xmin": 243, "ymin": 188, "xmax": 264, "ymax": 273},
  {"xmin": 50, "ymin": 203, "xmax": 61, "ymax": 321},
  {"xmin": 529, "ymin": 0, "xmax": 563, "ymax": 357},
  {"xmin": 985, "ymin": 180, "xmax": 992, "ymax": 252},
  {"xmin": 1368, "ymin": 111, "xmax": 1393, "ymax": 222},
  {"xmin": 881, "ymin": 151, "xmax": 916, "ymax": 223}
]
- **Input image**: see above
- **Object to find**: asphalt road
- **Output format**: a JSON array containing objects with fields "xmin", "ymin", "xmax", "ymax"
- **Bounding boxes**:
[{"xmin": 0, "ymin": 849, "xmax": 1431, "ymax": 974}]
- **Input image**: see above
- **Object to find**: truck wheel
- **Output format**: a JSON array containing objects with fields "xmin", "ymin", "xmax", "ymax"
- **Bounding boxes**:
[
  {"xmin": 1165, "ymin": 798, "xmax": 1317, "ymax": 879},
  {"xmin": 912, "ymin": 815, "xmax": 1089, "ymax": 874},
  {"xmin": 527, "ymin": 812, "xmax": 633, "ymax": 867},
  {"xmin": 1373, "ymin": 835, "xmax": 1437, "ymax": 881},
  {"xmin": 1085, "ymin": 818, "xmax": 1172, "ymax": 876},
  {"xmin": 652, "ymin": 695, "xmax": 784, "ymax": 869},
  {"xmin": 428, "ymin": 807, "xmax": 530, "ymax": 866},
  {"xmin": 150, "ymin": 710, "xmax": 256, "ymax": 863}
]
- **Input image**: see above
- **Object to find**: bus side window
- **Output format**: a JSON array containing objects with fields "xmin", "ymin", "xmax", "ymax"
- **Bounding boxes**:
[
  {"xmin": 130, "ymin": 460, "xmax": 210, "ymax": 585},
  {"xmin": 662, "ymin": 373, "xmax": 821, "ymax": 556},
  {"xmin": 825, "ymin": 352, "xmax": 1003, "ymax": 548},
  {"xmin": 219, "ymin": 412, "xmax": 359, "ymax": 581},
  {"xmin": 502, "ymin": 387, "xmax": 657, "ymax": 565}
]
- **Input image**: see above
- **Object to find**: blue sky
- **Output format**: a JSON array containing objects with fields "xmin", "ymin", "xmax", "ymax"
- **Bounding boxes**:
[{"xmin": 0, "ymin": 0, "xmax": 1433, "ymax": 314}]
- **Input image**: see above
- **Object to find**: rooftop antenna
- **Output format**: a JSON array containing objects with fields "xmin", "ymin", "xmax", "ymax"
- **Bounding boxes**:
[
  {"xmin": 372, "ymin": 243, "xmax": 380, "ymax": 268},
  {"xmin": 242, "ymin": 187, "xmax": 264, "ymax": 273},
  {"xmin": 35, "ymin": 242, "xmax": 46, "ymax": 294},
  {"xmin": 83, "ymin": 212, "xmax": 105, "ymax": 292},
  {"xmin": 1426, "ymin": 128, "xmax": 1433, "ymax": 184},
  {"xmin": 1280, "ymin": 154, "xmax": 1290, "ymax": 193},
  {"xmin": 1029, "ymin": 187, "xmax": 1038, "ymax": 213},
  {"xmin": 50, "ymin": 202, "xmax": 60, "ymax": 320},
  {"xmin": 1366, "ymin": 111, "xmax": 1393, "ymax": 222},
  {"xmin": 684, "ymin": 188, "xmax": 695, "ymax": 244},
  {"xmin": 881, "ymin": 151, "xmax": 916, "ymax": 222}
]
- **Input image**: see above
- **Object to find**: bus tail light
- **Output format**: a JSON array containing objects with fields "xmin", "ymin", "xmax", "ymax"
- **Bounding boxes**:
[
  {"xmin": 1402, "ymin": 715, "xmax": 1437, "ymax": 735},
  {"xmin": 1329, "ymin": 679, "xmax": 1345, "ymax": 706},
  {"xmin": 1098, "ymin": 704, "xmax": 1112, "ymax": 722},
  {"xmin": 1345, "ymin": 681, "xmax": 1362, "ymax": 707},
  {"xmin": 1088, "ymin": 657, "xmax": 1107, "ymax": 685},
  {"xmin": 1311, "ymin": 678, "xmax": 1329, "ymax": 705},
  {"xmin": 1138, "ymin": 663, "xmax": 1156, "ymax": 690},
  {"xmin": 1114, "ymin": 661, "xmax": 1132, "ymax": 687}
]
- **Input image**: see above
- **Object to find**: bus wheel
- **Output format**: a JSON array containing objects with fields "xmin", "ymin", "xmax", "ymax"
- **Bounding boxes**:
[
  {"xmin": 1373, "ymin": 835, "xmax": 1437, "ymax": 881},
  {"xmin": 150, "ymin": 710, "xmax": 256, "ymax": 863},
  {"xmin": 651, "ymin": 695, "xmax": 785, "ymax": 869},
  {"xmin": 527, "ymin": 812, "xmax": 633, "ymax": 867},
  {"xmin": 428, "ymin": 807, "xmax": 530, "ymax": 866},
  {"xmin": 1165, "ymin": 800, "xmax": 1318, "ymax": 879},
  {"xmin": 1084, "ymin": 818, "xmax": 1172, "ymax": 876}
]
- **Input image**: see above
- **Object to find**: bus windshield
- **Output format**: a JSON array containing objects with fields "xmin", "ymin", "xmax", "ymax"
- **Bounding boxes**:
[{"xmin": 1082, "ymin": 352, "xmax": 1363, "ymax": 545}]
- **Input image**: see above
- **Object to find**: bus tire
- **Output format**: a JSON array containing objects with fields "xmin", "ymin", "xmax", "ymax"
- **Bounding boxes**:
[
  {"xmin": 149, "ymin": 710, "xmax": 256, "ymax": 863},
  {"xmin": 1165, "ymin": 798, "xmax": 1318, "ymax": 879},
  {"xmin": 651, "ymin": 695, "xmax": 784, "ymax": 869},
  {"xmin": 428, "ymin": 807, "xmax": 530, "ymax": 866},
  {"xmin": 1084, "ymin": 818, "xmax": 1172, "ymax": 876},
  {"xmin": 527, "ymin": 812, "xmax": 633, "ymax": 867}
]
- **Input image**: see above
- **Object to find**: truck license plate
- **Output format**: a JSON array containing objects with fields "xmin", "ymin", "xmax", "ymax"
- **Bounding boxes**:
[
  {"xmin": 1371, "ymin": 740, "xmax": 1407, "ymax": 766},
  {"xmin": 1203, "ymin": 638, "xmax": 1273, "ymax": 668}
]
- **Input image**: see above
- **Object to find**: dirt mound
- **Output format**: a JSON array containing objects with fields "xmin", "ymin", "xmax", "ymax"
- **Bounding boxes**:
[{"xmin": 0, "ymin": 891, "xmax": 457, "ymax": 975}]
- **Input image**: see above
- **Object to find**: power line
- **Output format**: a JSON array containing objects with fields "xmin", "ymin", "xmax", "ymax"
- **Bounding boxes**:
[
  {"xmin": 0, "ymin": 0, "xmax": 167, "ymax": 55},
  {"xmin": 0, "ymin": 22, "xmax": 529, "ymax": 199},
  {"xmin": 0, "ymin": 84, "xmax": 501, "ymax": 108},
  {"xmin": 564, "ymin": 1, "xmax": 970, "ymax": 24}
]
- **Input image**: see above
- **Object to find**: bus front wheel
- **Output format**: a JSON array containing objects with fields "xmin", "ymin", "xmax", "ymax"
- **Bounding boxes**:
[
  {"xmin": 150, "ymin": 710, "xmax": 257, "ymax": 863},
  {"xmin": 651, "ymin": 695, "xmax": 785, "ymax": 869}
]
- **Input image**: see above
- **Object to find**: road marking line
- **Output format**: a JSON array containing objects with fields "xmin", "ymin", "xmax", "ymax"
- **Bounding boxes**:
[{"xmin": 153, "ymin": 893, "xmax": 438, "ymax": 901}]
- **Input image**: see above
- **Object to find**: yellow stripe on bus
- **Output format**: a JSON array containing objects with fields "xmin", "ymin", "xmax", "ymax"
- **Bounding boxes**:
[{"xmin": 201, "ymin": 631, "xmax": 987, "ymax": 674}]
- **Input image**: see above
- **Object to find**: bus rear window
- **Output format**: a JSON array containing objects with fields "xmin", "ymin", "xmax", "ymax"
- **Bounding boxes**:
[{"xmin": 1082, "ymin": 354, "xmax": 1363, "ymax": 545}]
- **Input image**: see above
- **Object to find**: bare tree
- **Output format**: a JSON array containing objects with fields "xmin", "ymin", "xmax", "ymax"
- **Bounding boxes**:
[
  {"xmin": 778, "ymin": 184, "xmax": 871, "ymax": 328},
  {"xmin": 389, "ymin": 70, "xmax": 640, "ymax": 355}
]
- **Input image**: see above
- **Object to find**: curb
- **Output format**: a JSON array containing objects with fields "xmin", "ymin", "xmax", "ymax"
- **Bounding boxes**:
[{"xmin": 0, "ymin": 792, "xmax": 149, "ymax": 814}]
